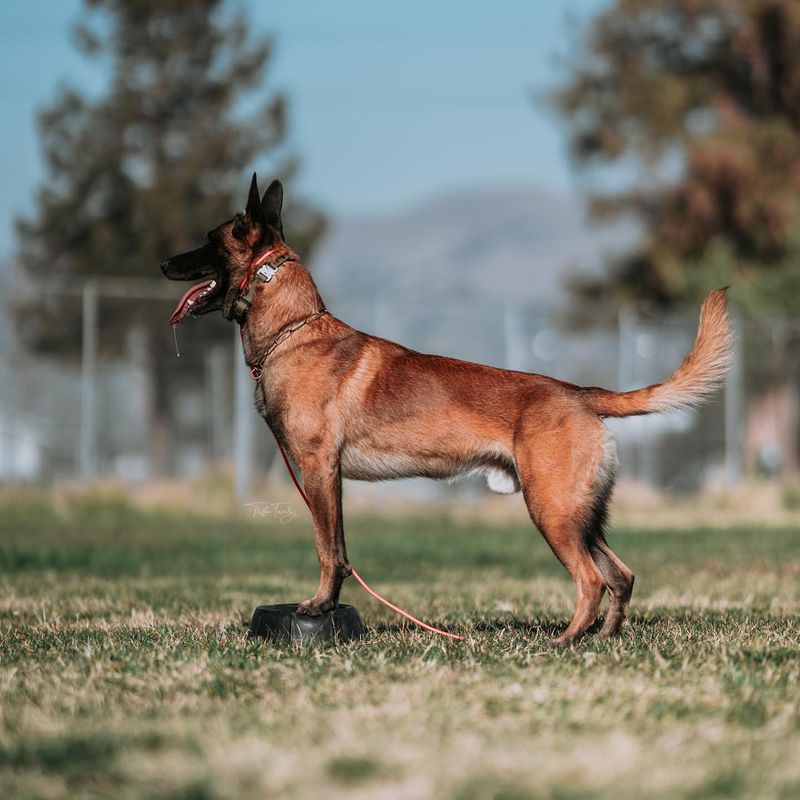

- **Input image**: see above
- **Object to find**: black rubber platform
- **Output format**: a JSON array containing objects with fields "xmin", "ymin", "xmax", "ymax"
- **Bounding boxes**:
[{"xmin": 248, "ymin": 603, "xmax": 365, "ymax": 645}]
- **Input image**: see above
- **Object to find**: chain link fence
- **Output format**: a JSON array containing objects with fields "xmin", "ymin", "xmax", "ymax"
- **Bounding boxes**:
[{"xmin": 1, "ymin": 281, "xmax": 798, "ymax": 500}]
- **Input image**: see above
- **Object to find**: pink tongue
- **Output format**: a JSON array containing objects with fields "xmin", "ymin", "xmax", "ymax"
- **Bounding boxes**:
[{"xmin": 169, "ymin": 279, "xmax": 215, "ymax": 325}]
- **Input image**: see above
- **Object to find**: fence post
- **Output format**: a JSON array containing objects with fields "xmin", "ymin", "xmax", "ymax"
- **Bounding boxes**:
[
  {"xmin": 79, "ymin": 280, "xmax": 98, "ymax": 483},
  {"xmin": 617, "ymin": 306, "xmax": 642, "ymax": 483},
  {"xmin": 233, "ymin": 326, "xmax": 254, "ymax": 503},
  {"xmin": 205, "ymin": 344, "xmax": 229, "ymax": 462},
  {"xmin": 724, "ymin": 311, "xmax": 744, "ymax": 487},
  {"xmin": 503, "ymin": 303, "xmax": 527, "ymax": 371}
]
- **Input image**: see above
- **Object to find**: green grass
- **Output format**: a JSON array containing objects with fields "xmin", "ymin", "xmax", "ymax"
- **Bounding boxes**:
[{"xmin": 0, "ymin": 494, "xmax": 798, "ymax": 800}]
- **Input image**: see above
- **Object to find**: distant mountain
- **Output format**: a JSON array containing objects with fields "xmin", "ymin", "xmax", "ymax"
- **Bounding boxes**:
[{"xmin": 310, "ymin": 186, "xmax": 637, "ymax": 310}]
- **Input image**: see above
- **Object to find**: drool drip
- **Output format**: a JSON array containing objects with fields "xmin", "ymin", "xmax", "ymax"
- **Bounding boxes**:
[{"xmin": 172, "ymin": 324, "xmax": 181, "ymax": 357}]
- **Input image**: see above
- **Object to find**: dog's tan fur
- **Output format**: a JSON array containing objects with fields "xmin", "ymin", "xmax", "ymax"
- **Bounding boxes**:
[{"xmin": 163, "ymin": 176, "xmax": 733, "ymax": 645}]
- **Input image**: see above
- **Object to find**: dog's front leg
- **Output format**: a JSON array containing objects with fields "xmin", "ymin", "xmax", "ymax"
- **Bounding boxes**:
[{"xmin": 294, "ymin": 453, "xmax": 351, "ymax": 616}]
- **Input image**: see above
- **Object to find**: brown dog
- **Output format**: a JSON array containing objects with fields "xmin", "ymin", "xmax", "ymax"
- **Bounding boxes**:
[{"xmin": 161, "ymin": 174, "xmax": 733, "ymax": 645}]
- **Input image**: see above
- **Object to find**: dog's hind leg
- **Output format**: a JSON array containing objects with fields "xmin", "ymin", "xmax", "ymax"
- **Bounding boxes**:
[
  {"xmin": 514, "ymin": 415, "xmax": 608, "ymax": 646},
  {"xmin": 533, "ymin": 513, "xmax": 606, "ymax": 646},
  {"xmin": 293, "ymin": 452, "xmax": 352, "ymax": 616},
  {"xmin": 582, "ymin": 432, "xmax": 635, "ymax": 637},
  {"xmin": 589, "ymin": 535, "xmax": 634, "ymax": 637}
]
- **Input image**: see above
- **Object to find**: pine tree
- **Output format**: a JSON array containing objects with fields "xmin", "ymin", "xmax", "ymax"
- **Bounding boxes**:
[
  {"xmin": 555, "ymin": 0, "xmax": 800, "ymax": 312},
  {"xmin": 15, "ymin": 0, "xmax": 325, "ymax": 473}
]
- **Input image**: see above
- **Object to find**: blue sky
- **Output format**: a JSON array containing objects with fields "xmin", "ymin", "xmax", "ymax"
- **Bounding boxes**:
[{"xmin": 0, "ymin": 0, "xmax": 609, "ymax": 257}]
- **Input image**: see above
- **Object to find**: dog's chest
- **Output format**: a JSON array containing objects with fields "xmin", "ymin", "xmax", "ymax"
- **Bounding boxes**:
[{"xmin": 340, "ymin": 446, "xmax": 451, "ymax": 482}]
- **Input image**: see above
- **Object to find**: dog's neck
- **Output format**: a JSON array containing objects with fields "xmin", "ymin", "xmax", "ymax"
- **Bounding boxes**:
[{"xmin": 238, "ymin": 259, "xmax": 326, "ymax": 366}]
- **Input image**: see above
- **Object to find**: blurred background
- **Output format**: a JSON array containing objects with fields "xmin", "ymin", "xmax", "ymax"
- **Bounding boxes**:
[{"xmin": 2, "ymin": 0, "xmax": 799, "ymax": 518}]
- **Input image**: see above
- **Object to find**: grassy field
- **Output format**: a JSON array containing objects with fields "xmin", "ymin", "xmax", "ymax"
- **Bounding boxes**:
[{"xmin": 1, "ymin": 493, "xmax": 799, "ymax": 800}]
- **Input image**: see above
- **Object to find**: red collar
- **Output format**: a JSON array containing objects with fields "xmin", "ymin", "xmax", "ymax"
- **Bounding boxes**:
[
  {"xmin": 231, "ymin": 245, "xmax": 300, "ymax": 326},
  {"xmin": 238, "ymin": 245, "xmax": 284, "ymax": 291}
]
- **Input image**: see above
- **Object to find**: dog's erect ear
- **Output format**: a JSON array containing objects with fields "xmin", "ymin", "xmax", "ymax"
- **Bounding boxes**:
[
  {"xmin": 261, "ymin": 179, "xmax": 284, "ymax": 240},
  {"xmin": 245, "ymin": 173, "xmax": 266, "ymax": 228}
]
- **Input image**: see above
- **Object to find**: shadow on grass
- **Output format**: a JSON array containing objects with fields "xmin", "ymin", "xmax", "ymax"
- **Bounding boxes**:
[{"xmin": 367, "ymin": 615, "xmax": 568, "ymax": 640}]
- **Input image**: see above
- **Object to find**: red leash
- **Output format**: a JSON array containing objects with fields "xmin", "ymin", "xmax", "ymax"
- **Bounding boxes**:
[
  {"xmin": 236, "ymin": 284, "xmax": 462, "ymax": 641},
  {"xmin": 272, "ymin": 437, "xmax": 464, "ymax": 641}
]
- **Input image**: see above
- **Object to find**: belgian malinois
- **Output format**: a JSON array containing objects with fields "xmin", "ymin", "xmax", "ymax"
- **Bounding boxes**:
[{"xmin": 161, "ymin": 174, "xmax": 732, "ymax": 645}]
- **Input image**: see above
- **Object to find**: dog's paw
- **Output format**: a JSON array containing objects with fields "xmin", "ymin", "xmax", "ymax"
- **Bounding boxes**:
[
  {"xmin": 548, "ymin": 632, "xmax": 581, "ymax": 648},
  {"xmin": 296, "ymin": 597, "xmax": 335, "ymax": 616}
]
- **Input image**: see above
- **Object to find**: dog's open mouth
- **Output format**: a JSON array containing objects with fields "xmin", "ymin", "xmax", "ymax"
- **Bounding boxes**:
[
  {"xmin": 161, "ymin": 246, "xmax": 227, "ymax": 325},
  {"xmin": 169, "ymin": 279, "xmax": 222, "ymax": 325}
]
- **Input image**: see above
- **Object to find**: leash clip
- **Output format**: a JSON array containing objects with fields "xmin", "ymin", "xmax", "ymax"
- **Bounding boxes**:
[{"xmin": 250, "ymin": 365, "xmax": 263, "ymax": 380}]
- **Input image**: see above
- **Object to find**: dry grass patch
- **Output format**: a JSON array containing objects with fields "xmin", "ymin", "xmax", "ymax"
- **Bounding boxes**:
[{"xmin": 1, "ymin": 495, "xmax": 798, "ymax": 799}]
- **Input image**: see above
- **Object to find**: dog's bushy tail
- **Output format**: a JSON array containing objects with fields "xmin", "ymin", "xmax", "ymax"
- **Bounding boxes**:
[{"xmin": 583, "ymin": 288, "xmax": 733, "ymax": 418}]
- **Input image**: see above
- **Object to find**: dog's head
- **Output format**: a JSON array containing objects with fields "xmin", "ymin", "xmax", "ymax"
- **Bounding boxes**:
[{"xmin": 161, "ymin": 174, "xmax": 285, "ymax": 324}]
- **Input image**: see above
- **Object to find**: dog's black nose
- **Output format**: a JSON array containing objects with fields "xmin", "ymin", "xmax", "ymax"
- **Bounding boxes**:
[{"xmin": 160, "ymin": 260, "xmax": 171, "ymax": 276}]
